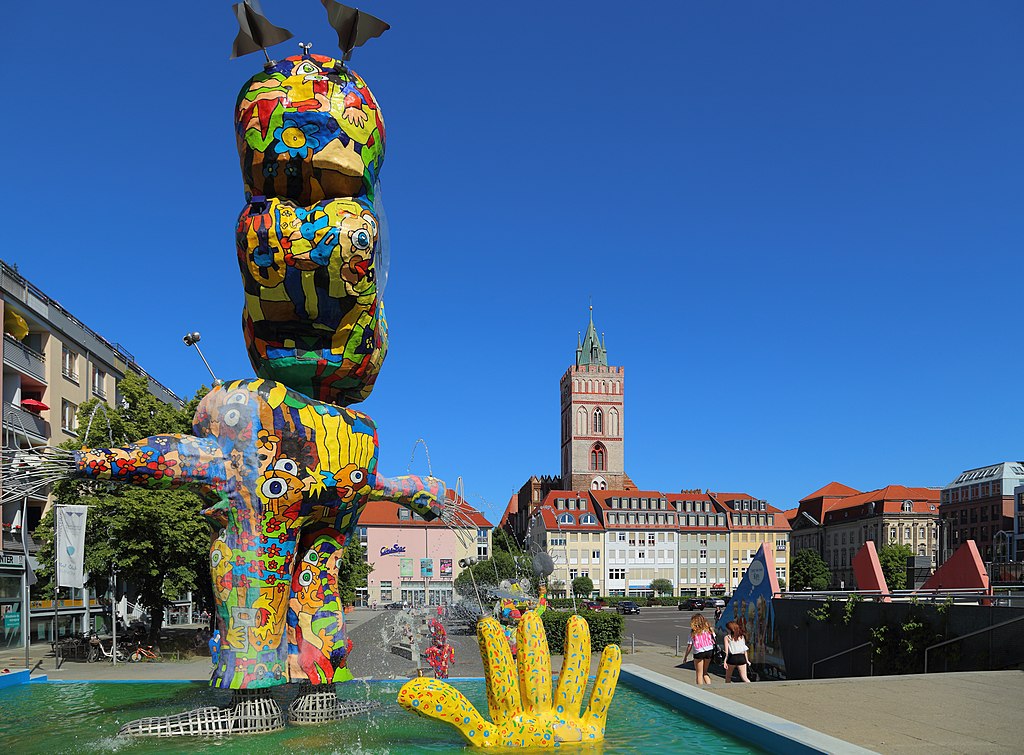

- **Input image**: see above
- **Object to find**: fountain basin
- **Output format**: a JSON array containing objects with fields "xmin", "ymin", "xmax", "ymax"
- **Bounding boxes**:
[{"xmin": 0, "ymin": 678, "xmax": 761, "ymax": 753}]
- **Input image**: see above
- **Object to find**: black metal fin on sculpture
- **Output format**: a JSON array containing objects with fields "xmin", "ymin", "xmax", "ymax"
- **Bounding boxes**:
[
  {"xmin": 320, "ymin": 0, "xmax": 390, "ymax": 60},
  {"xmin": 231, "ymin": 0, "xmax": 294, "ymax": 61}
]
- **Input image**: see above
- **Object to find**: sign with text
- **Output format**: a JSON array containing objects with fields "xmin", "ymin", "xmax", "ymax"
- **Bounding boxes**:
[
  {"xmin": 420, "ymin": 558, "xmax": 433, "ymax": 578},
  {"xmin": 56, "ymin": 505, "xmax": 88, "ymax": 588},
  {"xmin": 400, "ymin": 558, "xmax": 413, "ymax": 578},
  {"xmin": 440, "ymin": 559, "xmax": 452, "ymax": 578},
  {"xmin": 380, "ymin": 543, "xmax": 406, "ymax": 556},
  {"xmin": 3, "ymin": 610, "xmax": 20, "ymax": 630},
  {"xmin": 0, "ymin": 552, "xmax": 25, "ymax": 569}
]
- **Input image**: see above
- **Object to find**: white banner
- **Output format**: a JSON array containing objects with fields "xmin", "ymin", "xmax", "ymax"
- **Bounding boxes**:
[{"xmin": 56, "ymin": 505, "xmax": 88, "ymax": 589}]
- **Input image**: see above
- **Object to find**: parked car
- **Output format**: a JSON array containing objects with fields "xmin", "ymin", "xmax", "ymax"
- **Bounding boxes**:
[
  {"xmin": 616, "ymin": 601, "xmax": 641, "ymax": 615},
  {"xmin": 710, "ymin": 597, "xmax": 726, "ymax": 608},
  {"xmin": 581, "ymin": 600, "xmax": 604, "ymax": 611},
  {"xmin": 679, "ymin": 598, "xmax": 705, "ymax": 611}
]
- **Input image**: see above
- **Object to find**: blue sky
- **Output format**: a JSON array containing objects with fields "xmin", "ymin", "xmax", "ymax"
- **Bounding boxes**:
[{"xmin": 6, "ymin": 2, "xmax": 1023, "ymax": 522}]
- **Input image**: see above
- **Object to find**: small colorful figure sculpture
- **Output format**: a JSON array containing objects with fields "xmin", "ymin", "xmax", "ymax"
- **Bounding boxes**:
[{"xmin": 425, "ymin": 608, "xmax": 455, "ymax": 679}]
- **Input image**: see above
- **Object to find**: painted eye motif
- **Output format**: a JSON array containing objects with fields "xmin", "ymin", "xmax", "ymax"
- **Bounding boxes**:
[
  {"xmin": 211, "ymin": 550, "xmax": 222, "ymax": 567},
  {"xmin": 261, "ymin": 477, "xmax": 287, "ymax": 499},
  {"xmin": 274, "ymin": 459, "xmax": 299, "ymax": 475},
  {"xmin": 227, "ymin": 392, "xmax": 248, "ymax": 405},
  {"xmin": 297, "ymin": 568, "xmax": 314, "ymax": 587},
  {"xmin": 296, "ymin": 61, "xmax": 320, "ymax": 75},
  {"xmin": 222, "ymin": 408, "xmax": 241, "ymax": 427},
  {"xmin": 304, "ymin": 551, "xmax": 319, "ymax": 565},
  {"xmin": 349, "ymin": 469, "xmax": 365, "ymax": 485},
  {"xmin": 350, "ymin": 228, "xmax": 372, "ymax": 251}
]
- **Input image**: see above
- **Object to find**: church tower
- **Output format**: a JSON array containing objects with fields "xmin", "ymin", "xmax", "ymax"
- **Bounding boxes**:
[{"xmin": 559, "ymin": 308, "xmax": 624, "ymax": 490}]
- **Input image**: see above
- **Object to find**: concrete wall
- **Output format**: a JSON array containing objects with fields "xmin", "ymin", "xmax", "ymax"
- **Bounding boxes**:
[{"xmin": 774, "ymin": 597, "xmax": 1024, "ymax": 679}]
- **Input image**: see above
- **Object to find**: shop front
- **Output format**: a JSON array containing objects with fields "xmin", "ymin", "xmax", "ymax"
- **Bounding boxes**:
[{"xmin": 0, "ymin": 551, "xmax": 26, "ymax": 652}]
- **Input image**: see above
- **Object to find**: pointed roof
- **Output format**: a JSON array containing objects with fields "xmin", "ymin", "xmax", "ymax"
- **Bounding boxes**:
[
  {"xmin": 799, "ymin": 481, "xmax": 861, "ymax": 503},
  {"xmin": 576, "ymin": 306, "xmax": 607, "ymax": 367}
]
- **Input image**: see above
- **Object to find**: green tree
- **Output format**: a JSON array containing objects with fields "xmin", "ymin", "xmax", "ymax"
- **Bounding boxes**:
[
  {"xmin": 571, "ymin": 576, "xmax": 594, "ymax": 598},
  {"xmin": 878, "ymin": 543, "xmax": 914, "ymax": 590},
  {"xmin": 337, "ymin": 537, "xmax": 372, "ymax": 605},
  {"xmin": 453, "ymin": 551, "xmax": 533, "ymax": 599},
  {"xmin": 789, "ymin": 549, "xmax": 831, "ymax": 591},
  {"xmin": 650, "ymin": 578, "xmax": 674, "ymax": 596},
  {"xmin": 36, "ymin": 373, "xmax": 211, "ymax": 644}
]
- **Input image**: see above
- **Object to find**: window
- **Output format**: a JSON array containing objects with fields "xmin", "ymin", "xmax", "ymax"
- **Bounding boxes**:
[
  {"xmin": 550, "ymin": 535, "xmax": 566, "ymax": 546},
  {"xmin": 699, "ymin": 549, "xmax": 707, "ymax": 559},
  {"xmin": 380, "ymin": 581, "xmax": 392, "ymax": 602},
  {"xmin": 776, "ymin": 567, "xmax": 786, "ymax": 581},
  {"xmin": 647, "ymin": 533, "xmax": 656, "ymax": 546},
  {"xmin": 592, "ymin": 550, "xmax": 601, "ymax": 562},
  {"xmin": 357, "ymin": 526, "xmax": 368, "ymax": 545},
  {"xmin": 608, "ymin": 569, "xmax": 626, "ymax": 580},
  {"xmin": 580, "ymin": 513, "xmax": 598, "ymax": 524},
  {"xmin": 477, "ymin": 528, "xmax": 489, "ymax": 559},
  {"xmin": 569, "ymin": 569, "xmax": 578, "ymax": 581},
  {"xmin": 902, "ymin": 501, "xmax": 913, "ymax": 513},
  {"xmin": 590, "ymin": 443, "xmax": 606, "ymax": 471},
  {"xmin": 92, "ymin": 367, "xmax": 107, "ymax": 398},
  {"xmin": 557, "ymin": 513, "xmax": 576, "ymax": 525},
  {"xmin": 399, "ymin": 508, "xmax": 411, "ymax": 520},
  {"xmin": 776, "ymin": 538, "xmax": 787, "ymax": 551},
  {"xmin": 61, "ymin": 400, "xmax": 77, "ymax": 433},
  {"xmin": 592, "ymin": 407, "xmax": 603, "ymax": 434},
  {"xmin": 62, "ymin": 347, "xmax": 79, "ymax": 382},
  {"xmin": 699, "ymin": 570, "xmax": 707, "ymax": 582},
  {"xmin": 618, "ymin": 533, "xmax": 626, "ymax": 542}
]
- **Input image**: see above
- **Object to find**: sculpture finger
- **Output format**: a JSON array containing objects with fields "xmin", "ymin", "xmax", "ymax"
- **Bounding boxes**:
[
  {"xmin": 397, "ymin": 677, "xmax": 496, "ymax": 746},
  {"xmin": 554, "ymin": 614, "xmax": 591, "ymax": 719},
  {"xmin": 516, "ymin": 610, "xmax": 552, "ymax": 715},
  {"xmin": 477, "ymin": 617, "xmax": 522, "ymax": 725},
  {"xmin": 583, "ymin": 643, "xmax": 622, "ymax": 730}
]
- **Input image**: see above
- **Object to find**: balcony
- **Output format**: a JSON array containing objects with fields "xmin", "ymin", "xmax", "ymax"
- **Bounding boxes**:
[
  {"xmin": 3, "ymin": 402, "xmax": 49, "ymax": 442},
  {"xmin": 3, "ymin": 334, "xmax": 46, "ymax": 383}
]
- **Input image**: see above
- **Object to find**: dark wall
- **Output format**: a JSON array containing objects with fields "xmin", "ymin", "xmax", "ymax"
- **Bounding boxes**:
[{"xmin": 774, "ymin": 597, "xmax": 1024, "ymax": 679}]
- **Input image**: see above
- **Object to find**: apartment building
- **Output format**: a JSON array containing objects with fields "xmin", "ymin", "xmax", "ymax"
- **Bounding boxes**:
[
  {"xmin": 711, "ymin": 492, "xmax": 791, "ymax": 589},
  {"xmin": 0, "ymin": 260, "xmax": 182, "ymax": 645},
  {"xmin": 668, "ymin": 491, "xmax": 731, "ymax": 596},
  {"xmin": 591, "ymin": 490, "xmax": 680, "ymax": 598},
  {"xmin": 526, "ymin": 490, "xmax": 604, "ymax": 598},
  {"xmin": 940, "ymin": 462, "xmax": 1024, "ymax": 561}
]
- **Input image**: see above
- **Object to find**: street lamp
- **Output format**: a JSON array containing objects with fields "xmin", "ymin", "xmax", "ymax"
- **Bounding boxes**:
[{"xmin": 182, "ymin": 331, "xmax": 222, "ymax": 386}]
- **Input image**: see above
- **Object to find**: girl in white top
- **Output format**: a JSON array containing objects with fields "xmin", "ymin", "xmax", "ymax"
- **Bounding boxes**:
[{"xmin": 723, "ymin": 620, "xmax": 751, "ymax": 683}]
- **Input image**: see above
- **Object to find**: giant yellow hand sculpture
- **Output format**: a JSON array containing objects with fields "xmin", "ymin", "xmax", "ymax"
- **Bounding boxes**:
[{"xmin": 397, "ymin": 611, "xmax": 621, "ymax": 747}]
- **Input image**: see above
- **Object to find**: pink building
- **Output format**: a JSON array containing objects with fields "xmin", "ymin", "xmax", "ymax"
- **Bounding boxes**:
[{"xmin": 358, "ymin": 499, "xmax": 492, "ymax": 606}]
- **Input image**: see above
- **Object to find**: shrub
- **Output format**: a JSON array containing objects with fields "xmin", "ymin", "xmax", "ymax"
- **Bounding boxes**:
[{"xmin": 541, "ymin": 610, "xmax": 624, "ymax": 654}]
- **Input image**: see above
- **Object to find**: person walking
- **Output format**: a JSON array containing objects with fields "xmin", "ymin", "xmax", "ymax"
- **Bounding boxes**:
[
  {"xmin": 681, "ymin": 613, "xmax": 716, "ymax": 687},
  {"xmin": 723, "ymin": 620, "xmax": 751, "ymax": 683}
]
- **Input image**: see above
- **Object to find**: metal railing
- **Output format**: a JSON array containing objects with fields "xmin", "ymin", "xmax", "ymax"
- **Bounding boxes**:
[
  {"xmin": 2, "ymin": 334, "xmax": 46, "ymax": 382},
  {"xmin": 3, "ymin": 401, "xmax": 49, "ymax": 441},
  {"xmin": 811, "ymin": 642, "xmax": 873, "ymax": 679},
  {"xmin": 923, "ymin": 614, "xmax": 1024, "ymax": 673}
]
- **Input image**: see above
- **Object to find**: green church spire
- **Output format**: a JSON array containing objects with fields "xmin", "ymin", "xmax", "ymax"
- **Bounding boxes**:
[{"xmin": 576, "ymin": 305, "xmax": 607, "ymax": 367}]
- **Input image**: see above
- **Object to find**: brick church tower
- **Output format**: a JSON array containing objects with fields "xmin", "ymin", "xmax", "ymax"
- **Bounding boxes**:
[{"xmin": 559, "ymin": 308, "xmax": 624, "ymax": 490}]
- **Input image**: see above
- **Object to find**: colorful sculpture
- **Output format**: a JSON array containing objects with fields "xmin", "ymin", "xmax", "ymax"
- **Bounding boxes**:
[
  {"xmin": 425, "ymin": 608, "xmax": 455, "ymax": 679},
  {"xmin": 236, "ymin": 54, "xmax": 388, "ymax": 407},
  {"xmin": 399, "ymin": 612, "xmax": 621, "ymax": 747},
  {"xmin": 74, "ymin": 378, "xmax": 448, "ymax": 689}
]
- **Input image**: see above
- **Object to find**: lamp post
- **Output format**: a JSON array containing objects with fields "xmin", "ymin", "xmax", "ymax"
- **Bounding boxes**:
[{"xmin": 182, "ymin": 332, "xmax": 222, "ymax": 386}]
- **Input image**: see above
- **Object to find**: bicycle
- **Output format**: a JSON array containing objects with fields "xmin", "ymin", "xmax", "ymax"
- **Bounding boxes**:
[
  {"xmin": 88, "ymin": 635, "xmax": 129, "ymax": 663},
  {"xmin": 128, "ymin": 644, "xmax": 162, "ymax": 663}
]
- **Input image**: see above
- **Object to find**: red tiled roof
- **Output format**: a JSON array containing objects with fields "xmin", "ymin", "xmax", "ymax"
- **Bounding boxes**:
[
  {"xmin": 799, "ymin": 482, "xmax": 861, "ymax": 503},
  {"xmin": 822, "ymin": 485, "xmax": 940, "ymax": 524},
  {"xmin": 359, "ymin": 494, "xmax": 492, "ymax": 528}
]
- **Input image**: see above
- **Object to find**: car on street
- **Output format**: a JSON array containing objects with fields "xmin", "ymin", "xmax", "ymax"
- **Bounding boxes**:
[
  {"xmin": 679, "ymin": 598, "xmax": 705, "ymax": 611},
  {"xmin": 581, "ymin": 600, "xmax": 604, "ymax": 611},
  {"xmin": 710, "ymin": 597, "xmax": 726, "ymax": 608},
  {"xmin": 616, "ymin": 601, "xmax": 641, "ymax": 615}
]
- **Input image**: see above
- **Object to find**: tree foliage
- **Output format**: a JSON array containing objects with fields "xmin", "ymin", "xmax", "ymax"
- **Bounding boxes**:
[
  {"xmin": 337, "ymin": 537, "xmax": 372, "ymax": 605},
  {"xmin": 453, "ymin": 551, "xmax": 535, "ymax": 599},
  {"xmin": 789, "ymin": 549, "xmax": 831, "ymax": 591},
  {"xmin": 571, "ymin": 576, "xmax": 594, "ymax": 597},
  {"xmin": 878, "ymin": 543, "xmax": 914, "ymax": 591},
  {"xmin": 36, "ymin": 373, "xmax": 211, "ymax": 643},
  {"xmin": 650, "ymin": 578, "xmax": 674, "ymax": 596}
]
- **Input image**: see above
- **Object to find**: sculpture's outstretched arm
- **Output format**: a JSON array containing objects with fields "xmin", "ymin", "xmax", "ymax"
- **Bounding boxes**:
[
  {"xmin": 369, "ymin": 473, "xmax": 446, "ymax": 520},
  {"xmin": 74, "ymin": 435, "xmax": 228, "ymax": 493}
]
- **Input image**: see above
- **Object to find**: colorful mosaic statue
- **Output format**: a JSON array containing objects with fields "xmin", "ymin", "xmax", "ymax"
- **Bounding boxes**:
[
  {"xmin": 399, "ymin": 612, "xmax": 622, "ymax": 747},
  {"xmin": 73, "ymin": 378, "xmax": 449, "ymax": 689},
  {"xmin": 236, "ymin": 54, "xmax": 388, "ymax": 407}
]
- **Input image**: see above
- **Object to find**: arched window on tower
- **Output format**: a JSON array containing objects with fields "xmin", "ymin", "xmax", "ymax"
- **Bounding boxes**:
[
  {"xmin": 608, "ymin": 407, "xmax": 619, "ymax": 437},
  {"xmin": 576, "ymin": 407, "xmax": 587, "ymax": 435},
  {"xmin": 592, "ymin": 407, "xmax": 603, "ymax": 434},
  {"xmin": 590, "ymin": 443, "xmax": 606, "ymax": 471}
]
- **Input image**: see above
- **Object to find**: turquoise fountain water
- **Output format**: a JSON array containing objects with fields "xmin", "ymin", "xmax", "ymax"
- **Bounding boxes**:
[{"xmin": 0, "ymin": 680, "xmax": 761, "ymax": 753}]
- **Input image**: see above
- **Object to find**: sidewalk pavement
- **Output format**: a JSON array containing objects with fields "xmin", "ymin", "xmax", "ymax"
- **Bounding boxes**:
[{"xmin": 623, "ymin": 648, "xmax": 1024, "ymax": 754}]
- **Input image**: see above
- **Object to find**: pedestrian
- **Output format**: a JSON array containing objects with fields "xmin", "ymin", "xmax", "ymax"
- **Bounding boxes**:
[
  {"xmin": 209, "ymin": 628, "xmax": 221, "ymax": 666},
  {"xmin": 723, "ymin": 620, "xmax": 751, "ymax": 683},
  {"xmin": 714, "ymin": 605, "xmax": 724, "ymax": 624},
  {"xmin": 681, "ymin": 613, "xmax": 716, "ymax": 687}
]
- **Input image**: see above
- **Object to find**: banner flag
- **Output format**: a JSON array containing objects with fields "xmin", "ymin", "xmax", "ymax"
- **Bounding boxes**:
[{"xmin": 56, "ymin": 505, "xmax": 89, "ymax": 589}]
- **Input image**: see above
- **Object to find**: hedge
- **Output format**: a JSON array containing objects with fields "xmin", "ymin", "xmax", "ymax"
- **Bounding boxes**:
[{"xmin": 540, "ymin": 610, "xmax": 624, "ymax": 654}]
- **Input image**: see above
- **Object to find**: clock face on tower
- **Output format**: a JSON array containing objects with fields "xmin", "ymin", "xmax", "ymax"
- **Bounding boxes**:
[{"xmin": 747, "ymin": 559, "xmax": 765, "ymax": 587}]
